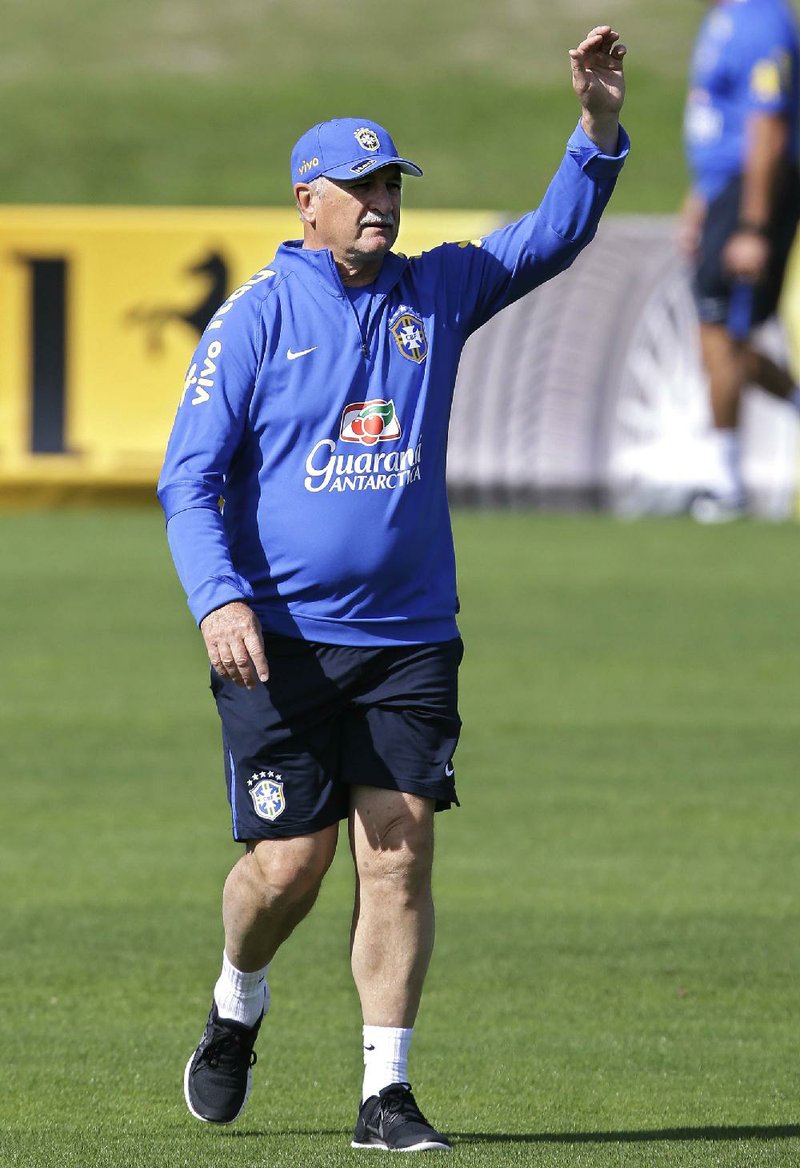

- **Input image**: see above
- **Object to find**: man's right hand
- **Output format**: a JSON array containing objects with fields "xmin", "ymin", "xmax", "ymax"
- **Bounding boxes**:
[
  {"xmin": 723, "ymin": 229, "xmax": 770, "ymax": 285},
  {"xmin": 200, "ymin": 601, "xmax": 270, "ymax": 689}
]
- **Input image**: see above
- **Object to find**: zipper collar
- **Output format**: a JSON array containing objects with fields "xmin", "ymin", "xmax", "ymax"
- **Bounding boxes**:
[{"xmin": 276, "ymin": 240, "xmax": 409, "ymax": 300}]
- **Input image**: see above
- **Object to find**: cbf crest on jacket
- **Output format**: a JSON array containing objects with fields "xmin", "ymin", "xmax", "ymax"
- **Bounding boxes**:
[{"xmin": 158, "ymin": 122, "xmax": 629, "ymax": 647}]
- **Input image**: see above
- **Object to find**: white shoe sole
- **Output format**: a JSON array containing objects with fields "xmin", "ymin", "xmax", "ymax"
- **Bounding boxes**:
[{"xmin": 351, "ymin": 1137, "xmax": 451, "ymax": 1151}]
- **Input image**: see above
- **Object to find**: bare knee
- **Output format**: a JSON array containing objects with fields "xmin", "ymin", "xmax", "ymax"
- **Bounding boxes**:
[
  {"xmin": 352, "ymin": 791, "xmax": 435, "ymax": 898},
  {"xmin": 241, "ymin": 828, "xmax": 337, "ymax": 911}
]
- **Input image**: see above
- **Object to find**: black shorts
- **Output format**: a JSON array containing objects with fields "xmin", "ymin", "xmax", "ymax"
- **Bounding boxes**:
[
  {"xmin": 693, "ymin": 169, "xmax": 800, "ymax": 327},
  {"xmin": 211, "ymin": 633, "xmax": 464, "ymax": 841}
]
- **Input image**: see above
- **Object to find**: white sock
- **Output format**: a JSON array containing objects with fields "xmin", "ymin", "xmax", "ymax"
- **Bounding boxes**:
[
  {"xmin": 790, "ymin": 386, "xmax": 800, "ymax": 412},
  {"xmin": 213, "ymin": 950, "xmax": 270, "ymax": 1028},
  {"xmin": 709, "ymin": 428, "xmax": 744, "ymax": 503},
  {"xmin": 361, "ymin": 1025, "xmax": 413, "ymax": 1102}
]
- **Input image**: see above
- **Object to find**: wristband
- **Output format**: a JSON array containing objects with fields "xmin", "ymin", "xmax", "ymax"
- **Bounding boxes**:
[{"xmin": 736, "ymin": 220, "xmax": 769, "ymax": 237}]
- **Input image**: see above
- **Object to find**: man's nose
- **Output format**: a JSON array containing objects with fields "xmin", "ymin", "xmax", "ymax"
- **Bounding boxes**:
[{"xmin": 370, "ymin": 182, "xmax": 394, "ymax": 212}]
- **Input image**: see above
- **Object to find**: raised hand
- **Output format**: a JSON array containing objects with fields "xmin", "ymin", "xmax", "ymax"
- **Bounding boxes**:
[{"xmin": 569, "ymin": 25, "xmax": 626, "ymax": 153}]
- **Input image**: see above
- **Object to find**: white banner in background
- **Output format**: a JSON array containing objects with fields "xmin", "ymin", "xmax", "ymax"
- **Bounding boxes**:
[{"xmin": 448, "ymin": 216, "xmax": 800, "ymax": 518}]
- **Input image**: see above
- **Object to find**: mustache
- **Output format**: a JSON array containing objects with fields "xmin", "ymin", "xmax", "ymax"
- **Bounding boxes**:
[{"xmin": 360, "ymin": 212, "xmax": 395, "ymax": 228}]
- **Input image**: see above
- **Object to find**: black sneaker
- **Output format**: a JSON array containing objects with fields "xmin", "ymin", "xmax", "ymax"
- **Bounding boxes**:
[
  {"xmin": 183, "ymin": 1002, "xmax": 262, "ymax": 1124},
  {"xmin": 351, "ymin": 1083, "xmax": 452, "ymax": 1151}
]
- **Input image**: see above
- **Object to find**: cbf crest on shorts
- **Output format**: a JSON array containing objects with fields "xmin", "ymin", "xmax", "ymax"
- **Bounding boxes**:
[
  {"xmin": 248, "ymin": 771, "xmax": 286, "ymax": 821},
  {"xmin": 389, "ymin": 306, "xmax": 428, "ymax": 364}
]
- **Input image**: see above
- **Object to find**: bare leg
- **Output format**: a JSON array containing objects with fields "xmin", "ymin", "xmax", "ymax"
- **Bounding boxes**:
[
  {"xmin": 742, "ymin": 345, "xmax": 796, "ymax": 400},
  {"xmin": 700, "ymin": 321, "xmax": 747, "ymax": 428},
  {"xmin": 701, "ymin": 319, "xmax": 797, "ymax": 416},
  {"xmin": 349, "ymin": 787, "xmax": 435, "ymax": 1027},
  {"xmin": 694, "ymin": 320, "xmax": 749, "ymax": 516},
  {"xmin": 184, "ymin": 826, "xmax": 340, "ymax": 1125},
  {"xmin": 223, "ymin": 824, "xmax": 339, "ymax": 971},
  {"xmin": 348, "ymin": 791, "xmax": 452, "ymax": 1155}
]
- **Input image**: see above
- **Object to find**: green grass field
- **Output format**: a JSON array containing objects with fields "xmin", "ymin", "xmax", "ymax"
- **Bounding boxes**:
[
  {"xmin": 3, "ymin": 0, "xmax": 709, "ymax": 213},
  {"xmin": 2, "ymin": 507, "xmax": 799, "ymax": 1167}
]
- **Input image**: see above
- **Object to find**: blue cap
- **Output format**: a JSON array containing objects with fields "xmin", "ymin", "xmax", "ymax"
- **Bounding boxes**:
[{"xmin": 291, "ymin": 117, "xmax": 423, "ymax": 185}]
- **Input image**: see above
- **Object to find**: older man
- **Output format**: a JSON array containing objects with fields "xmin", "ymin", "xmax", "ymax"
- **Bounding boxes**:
[
  {"xmin": 158, "ymin": 25, "xmax": 627, "ymax": 1153},
  {"xmin": 680, "ymin": 0, "xmax": 800, "ymax": 521}
]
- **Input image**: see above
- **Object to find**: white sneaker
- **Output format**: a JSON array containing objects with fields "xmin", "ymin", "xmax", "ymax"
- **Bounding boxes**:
[{"xmin": 690, "ymin": 491, "xmax": 746, "ymax": 524}]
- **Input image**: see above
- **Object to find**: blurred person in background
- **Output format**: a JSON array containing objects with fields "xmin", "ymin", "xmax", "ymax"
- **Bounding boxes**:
[
  {"xmin": 158, "ymin": 26, "xmax": 627, "ymax": 1154},
  {"xmin": 680, "ymin": 0, "xmax": 800, "ymax": 522}
]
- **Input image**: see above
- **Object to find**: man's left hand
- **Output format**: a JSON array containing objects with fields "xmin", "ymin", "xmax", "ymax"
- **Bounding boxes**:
[{"xmin": 570, "ymin": 25, "xmax": 626, "ymax": 153}]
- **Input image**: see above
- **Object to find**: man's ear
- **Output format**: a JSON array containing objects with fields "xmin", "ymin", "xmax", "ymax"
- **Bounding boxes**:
[{"xmin": 294, "ymin": 183, "xmax": 316, "ymax": 226}]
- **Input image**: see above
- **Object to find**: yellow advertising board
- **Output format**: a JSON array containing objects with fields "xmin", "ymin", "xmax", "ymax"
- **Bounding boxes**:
[
  {"xmin": 3, "ymin": 205, "xmax": 799, "ymax": 505},
  {"xmin": 0, "ymin": 206, "xmax": 498, "ymax": 499}
]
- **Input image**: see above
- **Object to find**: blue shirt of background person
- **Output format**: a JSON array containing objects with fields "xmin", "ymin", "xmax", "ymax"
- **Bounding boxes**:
[{"xmin": 684, "ymin": 0, "xmax": 800, "ymax": 201}]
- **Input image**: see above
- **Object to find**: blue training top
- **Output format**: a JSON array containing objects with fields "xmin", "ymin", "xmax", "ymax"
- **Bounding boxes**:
[
  {"xmin": 684, "ymin": 0, "xmax": 800, "ymax": 201},
  {"xmin": 158, "ymin": 122, "xmax": 629, "ymax": 647}
]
